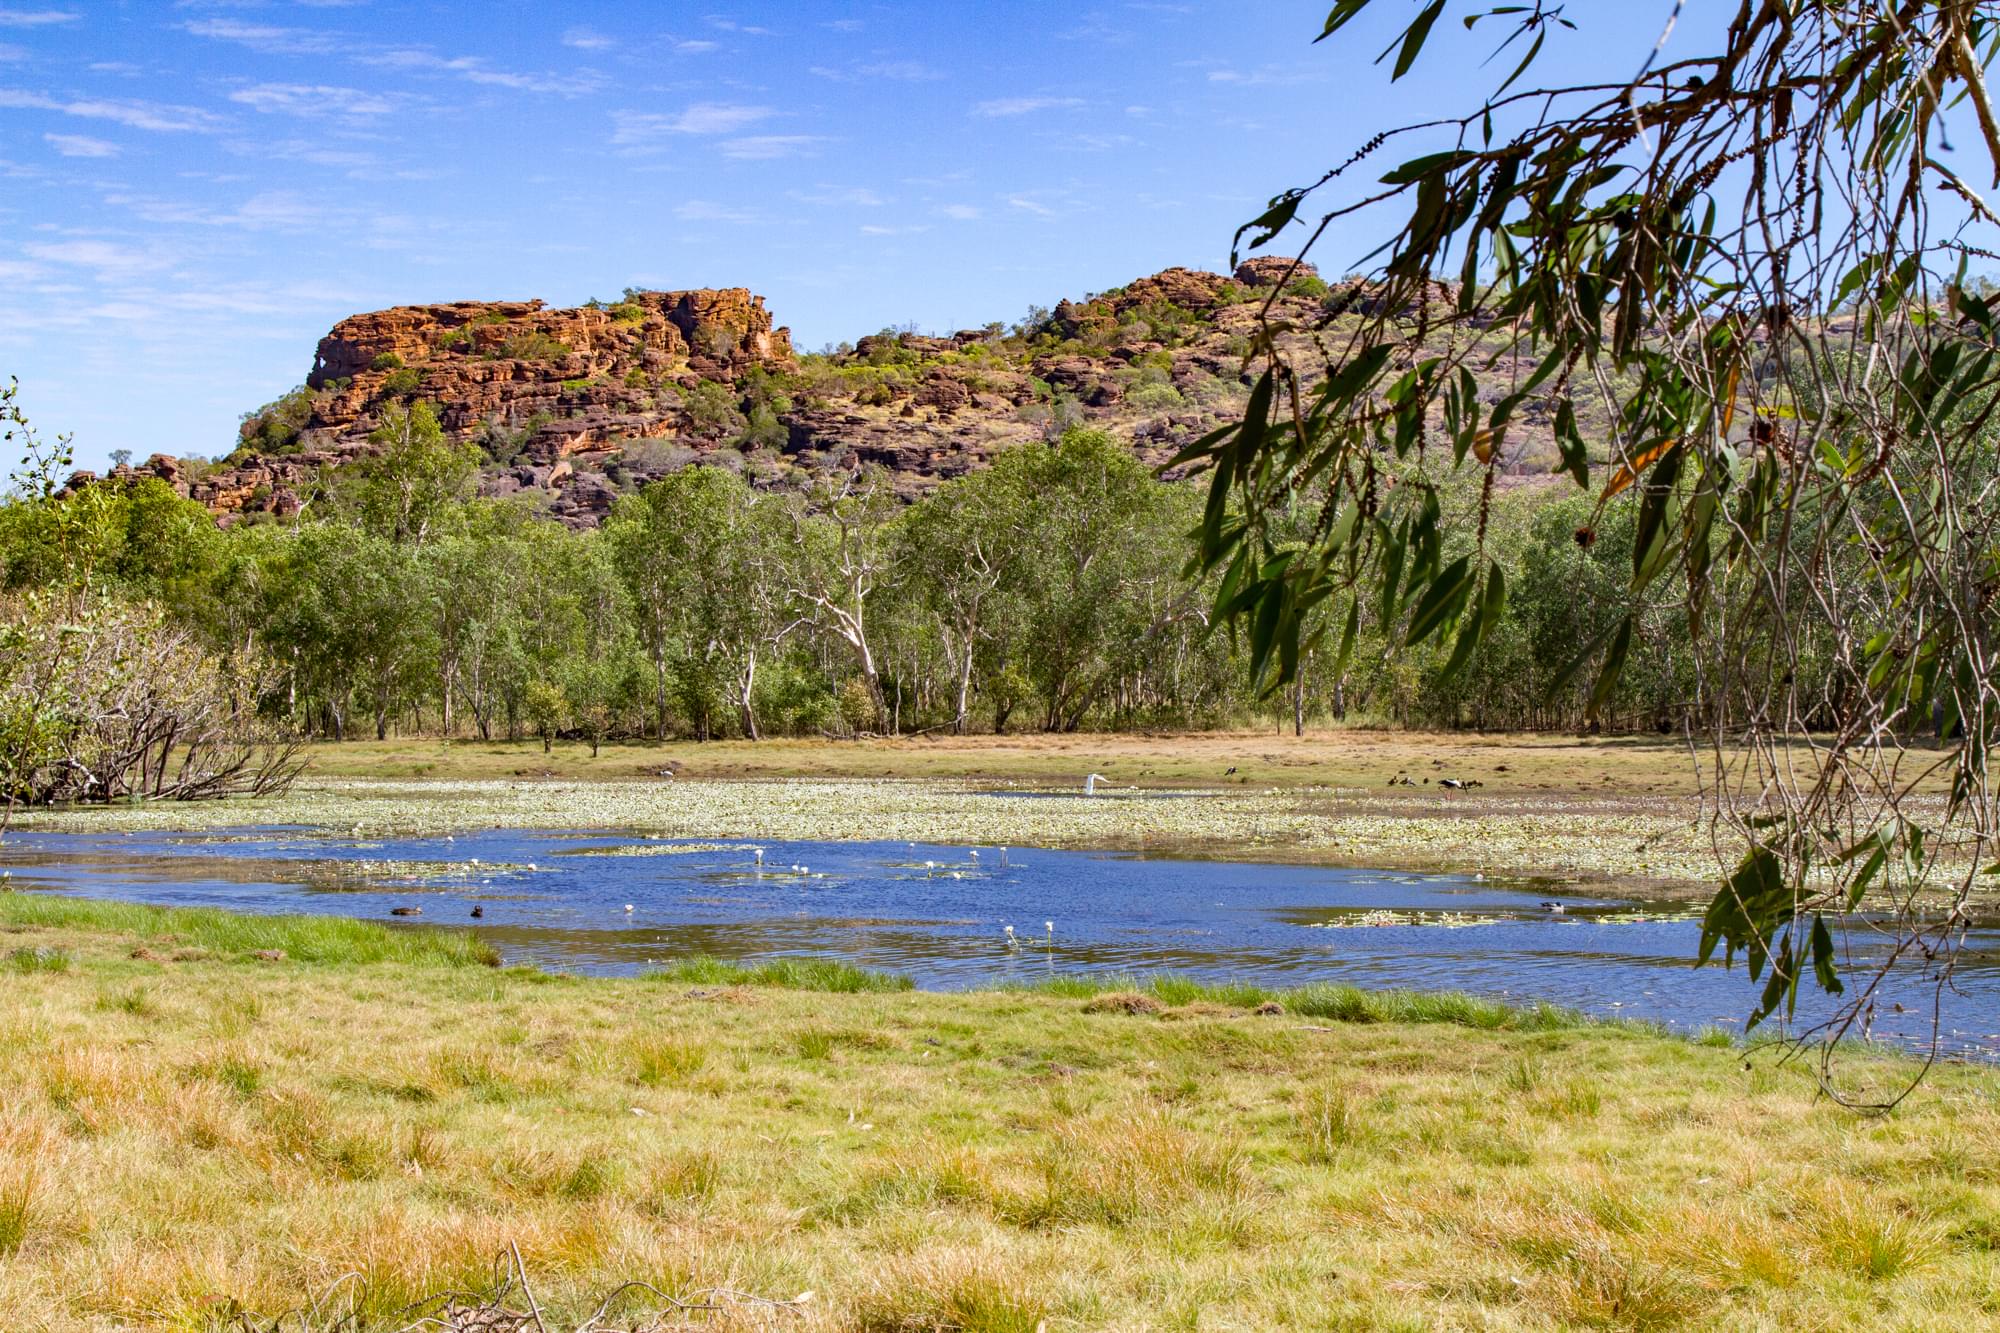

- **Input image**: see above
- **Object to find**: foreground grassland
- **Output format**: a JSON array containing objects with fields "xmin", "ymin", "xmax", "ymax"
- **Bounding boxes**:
[
  {"xmin": 1, "ymin": 902, "xmax": 1997, "ymax": 1330},
  {"xmin": 17, "ymin": 731, "xmax": 1739, "ymax": 892}
]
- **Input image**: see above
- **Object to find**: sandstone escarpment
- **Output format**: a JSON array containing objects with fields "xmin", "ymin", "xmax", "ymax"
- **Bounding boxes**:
[{"xmin": 104, "ymin": 258, "xmax": 1565, "ymax": 528}]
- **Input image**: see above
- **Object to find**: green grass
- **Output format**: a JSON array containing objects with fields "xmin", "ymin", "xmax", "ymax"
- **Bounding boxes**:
[
  {"xmin": 643, "ymin": 953, "xmax": 914, "ymax": 992},
  {"xmin": 1022, "ymin": 972, "xmax": 1628, "ymax": 1035},
  {"xmin": 0, "ymin": 893, "xmax": 498, "ymax": 967},
  {"xmin": 5, "ymin": 945, "xmax": 71, "ymax": 974}
]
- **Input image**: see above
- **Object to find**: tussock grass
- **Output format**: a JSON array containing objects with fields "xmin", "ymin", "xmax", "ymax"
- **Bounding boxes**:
[
  {"xmin": 2, "ymin": 911, "xmax": 1997, "ymax": 1328},
  {"xmin": 0, "ymin": 893, "xmax": 498, "ymax": 966},
  {"xmin": 6, "ymin": 945, "xmax": 71, "ymax": 974},
  {"xmin": 644, "ymin": 953, "xmax": 914, "ymax": 992},
  {"xmin": 1028, "ymin": 972, "xmax": 1614, "ymax": 1034},
  {"xmin": 0, "ymin": 1165, "xmax": 34, "ymax": 1257}
]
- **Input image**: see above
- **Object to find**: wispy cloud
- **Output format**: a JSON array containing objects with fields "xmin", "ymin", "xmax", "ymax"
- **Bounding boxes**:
[
  {"xmin": 1007, "ymin": 194, "xmax": 1057, "ymax": 217},
  {"xmin": 561, "ymin": 25, "xmax": 614, "ymax": 51},
  {"xmin": 186, "ymin": 20, "xmax": 601, "ymax": 97},
  {"xmin": 674, "ymin": 39, "xmax": 719, "ymax": 54},
  {"xmin": 228, "ymin": 82, "xmax": 402, "ymax": 120},
  {"xmin": 182, "ymin": 19, "xmax": 345, "ymax": 56},
  {"xmin": 612, "ymin": 102, "xmax": 773, "ymax": 147},
  {"xmin": 364, "ymin": 49, "xmax": 604, "ymax": 96},
  {"xmin": 23, "ymin": 238, "xmax": 167, "ymax": 276},
  {"xmin": 793, "ymin": 185, "xmax": 885, "ymax": 207},
  {"xmin": 43, "ymin": 131, "xmax": 115, "ymax": 157},
  {"xmin": 0, "ymin": 43, "xmax": 24, "ymax": 62},
  {"xmin": 232, "ymin": 137, "xmax": 380, "ymax": 172},
  {"xmin": 0, "ymin": 89, "xmax": 219, "ymax": 132},
  {"xmin": 0, "ymin": 9, "xmax": 78, "ymax": 27},
  {"xmin": 721, "ymin": 134, "xmax": 823, "ymax": 160},
  {"xmin": 103, "ymin": 189, "xmax": 344, "ymax": 232},
  {"xmin": 813, "ymin": 59, "xmax": 945, "ymax": 83},
  {"xmin": 971, "ymin": 95, "xmax": 1083, "ymax": 117},
  {"xmin": 229, "ymin": 83, "xmax": 402, "ymax": 119},
  {"xmin": 1206, "ymin": 66, "xmax": 1323, "ymax": 87},
  {"xmin": 674, "ymin": 199, "xmax": 758, "ymax": 223},
  {"xmin": 938, "ymin": 203, "xmax": 981, "ymax": 221}
]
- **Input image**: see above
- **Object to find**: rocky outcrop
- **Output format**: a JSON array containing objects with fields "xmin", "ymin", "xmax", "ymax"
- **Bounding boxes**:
[{"xmin": 99, "ymin": 260, "xmax": 1552, "ymax": 529}]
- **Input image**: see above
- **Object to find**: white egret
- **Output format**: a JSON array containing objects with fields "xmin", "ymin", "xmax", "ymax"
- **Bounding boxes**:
[
  {"xmin": 624, "ymin": 903, "xmax": 635, "ymax": 914},
  {"xmin": 1045, "ymin": 921, "xmax": 1054, "ymax": 946},
  {"xmin": 1003, "ymin": 924, "xmax": 1019, "ymax": 951},
  {"xmin": 1084, "ymin": 773, "xmax": 1109, "ymax": 796}
]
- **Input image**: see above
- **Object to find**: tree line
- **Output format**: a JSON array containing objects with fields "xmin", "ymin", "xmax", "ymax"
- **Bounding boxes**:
[{"xmin": 1, "ymin": 398, "xmax": 1788, "ymax": 748}]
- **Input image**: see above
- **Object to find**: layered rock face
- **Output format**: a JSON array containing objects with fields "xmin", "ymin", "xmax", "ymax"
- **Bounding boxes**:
[
  {"xmin": 305, "ymin": 287, "xmax": 791, "ymax": 455},
  {"xmin": 120, "ymin": 259, "xmax": 1556, "ymax": 529}
]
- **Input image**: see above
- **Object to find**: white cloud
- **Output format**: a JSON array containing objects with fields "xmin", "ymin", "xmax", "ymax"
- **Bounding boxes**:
[
  {"xmin": 938, "ymin": 203, "xmax": 981, "ymax": 221},
  {"xmin": 229, "ymin": 83, "xmax": 400, "ymax": 119},
  {"xmin": 366, "ymin": 49, "xmax": 604, "ymax": 96},
  {"xmin": 674, "ymin": 200, "xmax": 758, "ymax": 223},
  {"xmin": 861, "ymin": 60, "xmax": 942, "ymax": 81},
  {"xmin": 101, "ymin": 188, "xmax": 338, "ymax": 231},
  {"xmin": 234, "ymin": 137, "xmax": 379, "ymax": 171},
  {"xmin": 43, "ymin": 131, "xmax": 114, "ymax": 157},
  {"xmin": 793, "ymin": 185, "xmax": 885, "ymax": 207},
  {"xmin": 1007, "ymin": 194, "xmax": 1056, "ymax": 217},
  {"xmin": 0, "ymin": 9, "xmax": 78, "ymax": 27},
  {"xmin": 721, "ymin": 134, "xmax": 823, "ymax": 160},
  {"xmin": 0, "ymin": 89, "xmax": 218, "ymax": 132},
  {"xmin": 1206, "ymin": 66, "xmax": 1322, "ymax": 87},
  {"xmin": 0, "ymin": 42, "xmax": 23, "ymax": 62},
  {"xmin": 23, "ymin": 238, "xmax": 164, "ymax": 276},
  {"xmin": 860, "ymin": 223, "xmax": 928, "ymax": 236},
  {"xmin": 816, "ymin": 59, "xmax": 944, "ymax": 82},
  {"xmin": 971, "ymin": 96, "xmax": 1083, "ymax": 117},
  {"xmin": 562, "ymin": 25, "xmax": 614, "ymax": 51},
  {"xmin": 611, "ymin": 102, "xmax": 773, "ymax": 146},
  {"xmin": 675, "ymin": 39, "xmax": 719, "ymax": 54},
  {"xmin": 183, "ymin": 19, "xmax": 344, "ymax": 56}
]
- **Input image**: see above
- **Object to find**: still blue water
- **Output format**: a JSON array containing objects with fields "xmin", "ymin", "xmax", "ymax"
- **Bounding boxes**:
[{"xmin": 4, "ymin": 826, "xmax": 1998, "ymax": 1058}]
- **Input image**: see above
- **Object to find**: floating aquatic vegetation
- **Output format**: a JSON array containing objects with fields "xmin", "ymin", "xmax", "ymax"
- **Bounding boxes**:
[
  {"xmin": 558, "ymin": 841, "xmax": 759, "ymax": 858},
  {"xmin": 1302, "ymin": 910, "xmax": 1504, "ymax": 929},
  {"xmin": 297, "ymin": 857, "xmax": 535, "ymax": 892},
  {"xmin": 12, "ymin": 775, "xmax": 1729, "ymax": 896}
]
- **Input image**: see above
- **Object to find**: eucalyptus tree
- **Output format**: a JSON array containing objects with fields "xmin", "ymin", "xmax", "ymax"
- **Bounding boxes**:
[
  {"xmin": 335, "ymin": 401, "xmax": 481, "ymax": 546},
  {"xmin": 894, "ymin": 456, "xmax": 1026, "ymax": 734},
  {"xmin": 607, "ymin": 466, "xmax": 787, "ymax": 740},
  {"xmin": 1002, "ymin": 430, "xmax": 1193, "ymax": 731},
  {"xmin": 1188, "ymin": 1, "xmax": 2000, "ymax": 1076},
  {"xmin": 781, "ymin": 466, "xmax": 900, "ymax": 730}
]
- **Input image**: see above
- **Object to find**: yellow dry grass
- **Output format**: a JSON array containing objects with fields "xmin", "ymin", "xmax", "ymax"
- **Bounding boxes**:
[{"xmin": 0, "ymin": 915, "xmax": 1995, "ymax": 1330}]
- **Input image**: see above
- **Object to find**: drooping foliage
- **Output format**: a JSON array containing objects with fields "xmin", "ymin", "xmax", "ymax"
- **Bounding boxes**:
[{"xmin": 1187, "ymin": 2, "xmax": 2000, "ymax": 1076}]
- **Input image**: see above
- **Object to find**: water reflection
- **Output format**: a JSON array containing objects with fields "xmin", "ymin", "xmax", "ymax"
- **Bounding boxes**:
[{"xmin": 4, "ymin": 826, "xmax": 1998, "ymax": 1059}]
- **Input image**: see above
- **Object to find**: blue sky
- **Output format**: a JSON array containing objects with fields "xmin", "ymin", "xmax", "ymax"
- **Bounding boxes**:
[{"xmin": 0, "ymin": 1, "xmax": 1673, "ymax": 470}]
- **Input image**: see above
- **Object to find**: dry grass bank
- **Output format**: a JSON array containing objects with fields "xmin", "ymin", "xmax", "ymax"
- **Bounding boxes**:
[
  {"xmin": 0, "ymin": 906, "xmax": 1995, "ymax": 1330},
  {"xmin": 295, "ymin": 729, "xmax": 1712, "ymax": 795}
]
